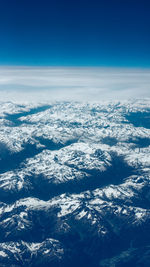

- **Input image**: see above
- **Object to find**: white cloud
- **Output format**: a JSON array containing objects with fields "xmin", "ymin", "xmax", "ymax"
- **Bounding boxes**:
[{"xmin": 0, "ymin": 67, "xmax": 149, "ymax": 102}]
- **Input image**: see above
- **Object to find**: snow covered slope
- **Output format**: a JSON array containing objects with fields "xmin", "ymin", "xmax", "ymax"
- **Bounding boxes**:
[{"xmin": 0, "ymin": 99, "xmax": 150, "ymax": 266}]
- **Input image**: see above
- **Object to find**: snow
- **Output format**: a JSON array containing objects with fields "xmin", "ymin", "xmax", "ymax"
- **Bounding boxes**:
[
  {"xmin": 136, "ymin": 212, "xmax": 143, "ymax": 219},
  {"xmin": 0, "ymin": 251, "xmax": 7, "ymax": 257},
  {"xmin": 76, "ymin": 210, "xmax": 87, "ymax": 219},
  {"xmin": 104, "ymin": 186, "xmax": 121, "ymax": 199},
  {"xmin": 0, "ymin": 99, "xmax": 150, "ymax": 263}
]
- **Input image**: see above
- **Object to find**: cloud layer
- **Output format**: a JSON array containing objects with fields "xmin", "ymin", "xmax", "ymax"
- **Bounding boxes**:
[{"xmin": 0, "ymin": 67, "xmax": 150, "ymax": 102}]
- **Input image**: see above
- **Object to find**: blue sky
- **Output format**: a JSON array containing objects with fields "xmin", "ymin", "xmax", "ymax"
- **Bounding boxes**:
[{"xmin": 0, "ymin": 0, "xmax": 150, "ymax": 67}]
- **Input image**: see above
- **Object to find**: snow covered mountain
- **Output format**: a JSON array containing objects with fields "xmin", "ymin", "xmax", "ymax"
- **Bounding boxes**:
[{"xmin": 0, "ymin": 99, "xmax": 150, "ymax": 266}]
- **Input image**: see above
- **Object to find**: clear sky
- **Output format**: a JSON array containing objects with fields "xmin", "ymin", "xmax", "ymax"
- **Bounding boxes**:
[{"xmin": 0, "ymin": 0, "xmax": 150, "ymax": 67}]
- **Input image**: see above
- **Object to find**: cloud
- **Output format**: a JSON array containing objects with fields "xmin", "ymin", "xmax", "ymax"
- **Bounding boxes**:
[{"xmin": 0, "ymin": 67, "xmax": 149, "ymax": 103}]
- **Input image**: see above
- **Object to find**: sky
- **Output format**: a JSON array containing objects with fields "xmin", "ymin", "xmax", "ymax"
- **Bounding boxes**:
[
  {"xmin": 0, "ymin": 1, "xmax": 150, "ymax": 102},
  {"xmin": 0, "ymin": 0, "xmax": 150, "ymax": 67}
]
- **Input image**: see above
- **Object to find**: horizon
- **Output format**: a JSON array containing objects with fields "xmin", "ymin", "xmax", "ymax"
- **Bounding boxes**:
[{"xmin": 0, "ymin": 66, "xmax": 149, "ymax": 103}]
